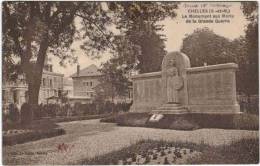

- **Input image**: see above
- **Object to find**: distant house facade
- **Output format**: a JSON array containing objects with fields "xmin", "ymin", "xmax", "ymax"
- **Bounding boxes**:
[
  {"xmin": 39, "ymin": 64, "xmax": 64, "ymax": 104},
  {"xmin": 2, "ymin": 63, "xmax": 64, "ymax": 110},
  {"xmin": 70, "ymin": 64, "xmax": 133, "ymax": 104},
  {"xmin": 63, "ymin": 77, "xmax": 73, "ymax": 97},
  {"xmin": 70, "ymin": 64, "xmax": 103, "ymax": 104},
  {"xmin": 2, "ymin": 75, "xmax": 28, "ymax": 110}
]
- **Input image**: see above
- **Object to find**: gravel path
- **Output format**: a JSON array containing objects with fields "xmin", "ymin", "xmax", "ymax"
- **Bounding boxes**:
[{"xmin": 3, "ymin": 119, "xmax": 258, "ymax": 165}]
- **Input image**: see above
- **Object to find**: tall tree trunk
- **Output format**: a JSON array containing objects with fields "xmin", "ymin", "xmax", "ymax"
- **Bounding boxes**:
[
  {"xmin": 25, "ymin": 65, "xmax": 43, "ymax": 121},
  {"xmin": 23, "ymin": 34, "xmax": 49, "ymax": 121}
]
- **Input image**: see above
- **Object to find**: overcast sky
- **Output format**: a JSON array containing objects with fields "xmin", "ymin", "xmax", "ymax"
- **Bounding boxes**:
[{"xmin": 51, "ymin": 2, "xmax": 248, "ymax": 77}]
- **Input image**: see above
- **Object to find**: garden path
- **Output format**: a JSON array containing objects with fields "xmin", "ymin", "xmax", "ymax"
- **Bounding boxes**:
[{"xmin": 3, "ymin": 119, "xmax": 258, "ymax": 165}]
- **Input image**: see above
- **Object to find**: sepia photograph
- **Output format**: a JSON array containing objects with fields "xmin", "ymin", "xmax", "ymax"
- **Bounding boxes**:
[{"xmin": 1, "ymin": 1, "xmax": 259, "ymax": 165}]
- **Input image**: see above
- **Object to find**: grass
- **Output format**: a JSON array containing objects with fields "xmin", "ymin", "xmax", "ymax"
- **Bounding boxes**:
[
  {"xmin": 2, "ymin": 113, "xmax": 112, "ymax": 146},
  {"xmin": 101, "ymin": 112, "xmax": 259, "ymax": 130},
  {"xmin": 3, "ymin": 118, "xmax": 65, "ymax": 146},
  {"xmin": 78, "ymin": 138, "xmax": 259, "ymax": 165},
  {"xmin": 3, "ymin": 113, "xmax": 112, "ymax": 131},
  {"xmin": 188, "ymin": 138, "xmax": 259, "ymax": 164},
  {"xmin": 48, "ymin": 113, "xmax": 112, "ymax": 123},
  {"xmin": 77, "ymin": 139, "xmax": 207, "ymax": 165}
]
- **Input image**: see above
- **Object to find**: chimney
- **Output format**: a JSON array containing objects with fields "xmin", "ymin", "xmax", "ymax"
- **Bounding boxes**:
[{"xmin": 77, "ymin": 65, "xmax": 80, "ymax": 76}]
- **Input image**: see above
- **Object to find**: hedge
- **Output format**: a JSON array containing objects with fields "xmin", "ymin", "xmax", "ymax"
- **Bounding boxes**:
[{"xmin": 3, "ymin": 128, "xmax": 65, "ymax": 146}]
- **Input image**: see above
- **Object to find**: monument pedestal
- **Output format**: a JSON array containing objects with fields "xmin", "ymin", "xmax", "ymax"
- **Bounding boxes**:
[
  {"xmin": 151, "ymin": 103, "xmax": 189, "ymax": 114},
  {"xmin": 131, "ymin": 52, "xmax": 240, "ymax": 114}
]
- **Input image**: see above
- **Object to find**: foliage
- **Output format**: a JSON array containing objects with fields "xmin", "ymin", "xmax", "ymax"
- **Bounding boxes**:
[
  {"xmin": 181, "ymin": 28, "xmax": 236, "ymax": 67},
  {"xmin": 96, "ymin": 2, "xmax": 179, "ymax": 101},
  {"xmin": 19, "ymin": 102, "xmax": 132, "ymax": 119},
  {"xmin": 240, "ymin": 2, "xmax": 258, "ymax": 96},
  {"xmin": 78, "ymin": 139, "xmax": 207, "ymax": 165},
  {"xmin": 181, "ymin": 26, "xmax": 258, "ymax": 97},
  {"xmin": 20, "ymin": 103, "xmax": 33, "ymax": 125},
  {"xmin": 96, "ymin": 57, "xmax": 131, "ymax": 102},
  {"xmin": 108, "ymin": 2, "xmax": 179, "ymax": 73},
  {"xmin": 3, "ymin": 128, "xmax": 65, "ymax": 146},
  {"xmin": 188, "ymin": 138, "xmax": 259, "ymax": 164},
  {"xmin": 3, "ymin": 2, "xmax": 113, "ymax": 111},
  {"xmin": 102, "ymin": 112, "xmax": 258, "ymax": 131},
  {"xmin": 8, "ymin": 103, "xmax": 20, "ymax": 122},
  {"xmin": 238, "ymin": 95, "xmax": 258, "ymax": 114}
]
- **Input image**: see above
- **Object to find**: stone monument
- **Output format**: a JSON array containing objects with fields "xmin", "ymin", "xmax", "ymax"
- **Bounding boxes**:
[{"xmin": 130, "ymin": 51, "xmax": 240, "ymax": 114}]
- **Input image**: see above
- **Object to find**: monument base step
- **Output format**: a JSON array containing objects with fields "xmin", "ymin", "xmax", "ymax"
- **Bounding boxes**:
[
  {"xmin": 151, "ymin": 110, "xmax": 189, "ymax": 114},
  {"xmin": 151, "ymin": 103, "xmax": 188, "ymax": 114}
]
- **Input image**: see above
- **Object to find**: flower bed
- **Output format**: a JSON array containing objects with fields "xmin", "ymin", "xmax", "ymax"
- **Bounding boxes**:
[
  {"xmin": 78, "ymin": 140, "xmax": 204, "ymax": 165},
  {"xmin": 79, "ymin": 138, "xmax": 259, "ymax": 165},
  {"xmin": 3, "ymin": 128, "xmax": 65, "ymax": 146},
  {"xmin": 101, "ymin": 112, "xmax": 259, "ymax": 130}
]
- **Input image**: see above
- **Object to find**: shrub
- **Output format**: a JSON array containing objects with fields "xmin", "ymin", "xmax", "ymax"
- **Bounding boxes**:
[
  {"xmin": 56, "ymin": 104, "xmax": 68, "ymax": 117},
  {"xmin": 8, "ymin": 103, "xmax": 20, "ymax": 123},
  {"xmin": 106, "ymin": 112, "xmax": 258, "ymax": 131},
  {"xmin": 20, "ymin": 103, "xmax": 32, "ymax": 125},
  {"xmin": 238, "ymin": 95, "xmax": 259, "ymax": 114},
  {"xmin": 117, "ymin": 113, "xmax": 150, "ymax": 127},
  {"xmin": 104, "ymin": 101, "xmax": 114, "ymax": 113},
  {"xmin": 3, "ymin": 128, "xmax": 65, "ymax": 146},
  {"xmin": 33, "ymin": 105, "xmax": 43, "ymax": 120},
  {"xmin": 100, "ymin": 114, "xmax": 118, "ymax": 123},
  {"xmin": 188, "ymin": 138, "xmax": 259, "ymax": 164},
  {"xmin": 43, "ymin": 104, "xmax": 58, "ymax": 117},
  {"xmin": 233, "ymin": 113, "xmax": 259, "ymax": 130}
]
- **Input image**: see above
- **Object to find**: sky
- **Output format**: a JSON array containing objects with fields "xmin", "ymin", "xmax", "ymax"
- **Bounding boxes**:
[{"xmin": 51, "ymin": 2, "xmax": 248, "ymax": 77}]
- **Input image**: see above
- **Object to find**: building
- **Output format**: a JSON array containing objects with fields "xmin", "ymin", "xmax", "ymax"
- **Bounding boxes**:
[
  {"xmin": 2, "ymin": 75, "xmax": 28, "ymax": 111},
  {"xmin": 69, "ymin": 64, "xmax": 102, "ymax": 104},
  {"xmin": 2, "ymin": 63, "xmax": 64, "ymax": 110},
  {"xmin": 70, "ymin": 64, "xmax": 133, "ymax": 104},
  {"xmin": 63, "ymin": 77, "xmax": 73, "ymax": 97},
  {"xmin": 39, "ymin": 64, "xmax": 64, "ymax": 104}
]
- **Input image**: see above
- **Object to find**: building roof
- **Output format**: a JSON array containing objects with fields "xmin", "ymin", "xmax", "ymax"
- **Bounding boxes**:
[{"xmin": 70, "ymin": 64, "xmax": 103, "ymax": 78}]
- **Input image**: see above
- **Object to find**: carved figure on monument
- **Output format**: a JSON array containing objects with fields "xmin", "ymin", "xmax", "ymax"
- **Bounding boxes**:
[{"xmin": 166, "ymin": 59, "xmax": 183, "ymax": 103}]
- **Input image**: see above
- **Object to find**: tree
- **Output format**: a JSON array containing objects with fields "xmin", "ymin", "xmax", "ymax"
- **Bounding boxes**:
[
  {"xmin": 240, "ymin": 2, "xmax": 258, "ymax": 96},
  {"xmin": 95, "ymin": 57, "xmax": 130, "ymax": 103},
  {"xmin": 3, "ymin": 2, "xmax": 113, "ymax": 116},
  {"xmin": 181, "ymin": 28, "xmax": 236, "ymax": 67},
  {"xmin": 108, "ymin": 2, "xmax": 179, "ymax": 73}
]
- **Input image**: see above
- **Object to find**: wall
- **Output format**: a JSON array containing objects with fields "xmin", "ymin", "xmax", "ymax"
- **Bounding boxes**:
[
  {"xmin": 130, "ymin": 63, "xmax": 240, "ymax": 114},
  {"xmin": 73, "ymin": 76, "xmax": 101, "ymax": 97},
  {"xmin": 130, "ymin": 72, "xmax": 163, "ymax": 112},
  {"xmin": 39, "ymin": 71, "xmax": 64, "ymax": 104},
  {"xmin": 186, "ymin": 63, "xmax": 240, "ymax": 113}
]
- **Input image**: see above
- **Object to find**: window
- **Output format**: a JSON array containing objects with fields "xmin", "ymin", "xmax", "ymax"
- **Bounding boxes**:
[
  {"xmin": 54, "ymin": 77, "xmax": 57, "ymax": 87},
  {"xmin": 13, "ymin": 90, "xmax": 17, "ymax": 103},
  {"xmin": 90, "ymin": 82, "xmax": 93, "ymax": 86},
  {"xmin": 42, "ymin": 78, "xmax": 46, "ymax": 87},
  {"xmin": 2, "ymin": 90, "xmax": 7, "ymax": 103},
  {"xmin": 50, "ymin": 79, "xmax": 53, "ymax": 88}
]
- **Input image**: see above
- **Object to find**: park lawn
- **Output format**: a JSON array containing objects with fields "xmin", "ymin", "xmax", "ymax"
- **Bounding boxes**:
[
  {"xmin": 79, "ymin": 138, "xmax": 259, "ymax": 165},
  {"xmin": 3, "ymin": 114, "xmax": 112, "ymax": 146},
  {"xmin": 188, "ymin": 138, "xmax": 259, "ymax": 164}
]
